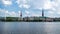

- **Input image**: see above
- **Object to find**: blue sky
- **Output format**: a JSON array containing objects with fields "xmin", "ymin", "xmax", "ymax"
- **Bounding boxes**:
[{"xmin": 0, "ymin": 0, "xmax": 60, "ymax": 18}]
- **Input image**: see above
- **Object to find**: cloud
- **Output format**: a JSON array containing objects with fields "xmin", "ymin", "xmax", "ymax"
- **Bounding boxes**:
[
  {"xmin": 31, "ymin": 11, "xmax": 41, "ymax": 17},
  {"xmin": 2, "ymin": 0, "xmax": 12, "ymax": 6},
  {"xmin": 31, "ymin": 0, "xmax": 58, "ymax": 10},
  {"xmin": 0, "ymin": 9, "xmax": 18, "ymax": 17},
  {"xmin": 1, "ymin": 0, "xmax": 60, "ymax": 17},
  {"xmin": 48, "ymin": 11, "xmax": 54, "ymax": 14},
  {"xmin": 5, "ymin": 10, "xmax": 9, "ymax": 14},
  {"xmin": 55, "ymin": 0, "xmax": 60, "ymax": 15},
  {"xmin": 44, "ymin": 1, "xmax": 52, "ymax": 9},
  {"xmin": 22, "ymin": 0, "xmax": 28, "ymax": 4},
  {"xmin": 18, "ymin": 11, "xmax": 21, "ymax": 14},
  {"xmin": 18, "ymin": 11, "xmax": 21, "ymax": 17},
  {"xmin": 57, "ymin": 11, "xmax": 60, "ymax": 14},
  {"xmin": 16, "ymin": 0, "xmax": 28, "ymax": 4},
  {"xmin": 0, "ymin": 9, "xmax": 7, "ymax": 17},
  {"xmin": 23, "ymin": 4, "xmax": 30, "ymax": 9},
  {"xmin": 24, "ymin": 10, "xmax": 33, "ymax": 17},
  {"xmin": 16, "ymin": 0, "xmax": 31, "ymax": 9},
  {"xmin": 9, "ymin": 12, "xmax": 16, "ymax": 15},
  {"xmin": 0, "ymin": 9, "xmax": 5, "ymax": 12},
  {"xmin": 8, "ymin": 11, "xmax": 18, "ymax": 17},
  {"xmin": 19, "ymin": 4, "xmax": 30, "ymax": 9},
  {"xmin": 16, "ymin": 0, "xmax": 21, "ymax": 4},
  {"xmin": 43, "ymin": 0, "xmax": 57, "ymax": 10},
  {"xmin": 30, "ymin": 0, "xmax": 44, "ymax": 9},
  {"xmin": 16, "ymin": 0, "xmax": 56, "ymax": 11},
  {"xmin": 32, "ymin": 14, "xmax": 41, "ymax": 17},
  {"xmin": 25, "ymin": 10, "xmax": 30, "ymax": 15}
]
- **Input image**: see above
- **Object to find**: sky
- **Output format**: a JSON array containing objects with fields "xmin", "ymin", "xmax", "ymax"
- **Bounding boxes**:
[{"xmin": 0, "ymin": 0, "xmax": 60, "ymax": 18}]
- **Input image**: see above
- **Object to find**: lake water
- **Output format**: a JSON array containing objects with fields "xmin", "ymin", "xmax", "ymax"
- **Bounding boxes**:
[{"xmin": 0, "ymin": 22, "xmax": 60, "ymax": 34}]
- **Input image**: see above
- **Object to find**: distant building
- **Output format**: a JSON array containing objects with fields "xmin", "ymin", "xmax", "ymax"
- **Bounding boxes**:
[{"xmin": 46, "ymin": 18, "xmax": 53, "ymax": 22}]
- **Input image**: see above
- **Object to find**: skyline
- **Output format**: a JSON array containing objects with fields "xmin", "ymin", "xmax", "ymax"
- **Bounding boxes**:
[{"xmin": 0, "ymin": 0, "xmax": 60, "ymax": 18}]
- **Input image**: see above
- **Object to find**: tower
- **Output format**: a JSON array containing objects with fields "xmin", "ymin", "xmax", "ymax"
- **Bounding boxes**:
[
  {"xmin": 20, "ymin": 11, "xmax": 22, "ymax": 18},
  {"xmin": 42, "ymin": 9, "xmax": 44, "ymax": 17}
]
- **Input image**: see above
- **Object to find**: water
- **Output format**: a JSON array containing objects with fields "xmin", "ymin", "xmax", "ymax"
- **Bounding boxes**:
[{"xmin": 0, "ymin": 22, "xmax": 60, "ymax": 34}]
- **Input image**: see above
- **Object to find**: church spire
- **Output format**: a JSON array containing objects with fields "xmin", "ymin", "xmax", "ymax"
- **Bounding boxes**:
[
  {"xmin": 42, "ymin": 9, "xmax": 44, "ymax": 17},
  {"xmin": 20, "ymin": 11, "xmax": 22, "ymax": 18}
]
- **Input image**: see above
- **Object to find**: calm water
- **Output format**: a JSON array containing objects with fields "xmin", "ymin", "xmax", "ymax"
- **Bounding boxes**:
[{"xmin": 0, "ymin": 22, "xmax": 60, "ymax": 34}]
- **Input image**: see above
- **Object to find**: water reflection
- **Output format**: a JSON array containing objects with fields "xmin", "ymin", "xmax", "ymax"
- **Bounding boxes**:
[
  {"xmin": 44, "ymin": 22, "xmax": 60, "ymax": 34},
  {"xmin": 0, "ymin": 22, "xmax": 60, "ymax": 34}
]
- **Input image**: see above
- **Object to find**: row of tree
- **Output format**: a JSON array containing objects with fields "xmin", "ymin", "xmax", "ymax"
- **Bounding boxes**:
[{"xmin": 0, "ymin": 17, "xmax": 60, "ymax": 22}]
